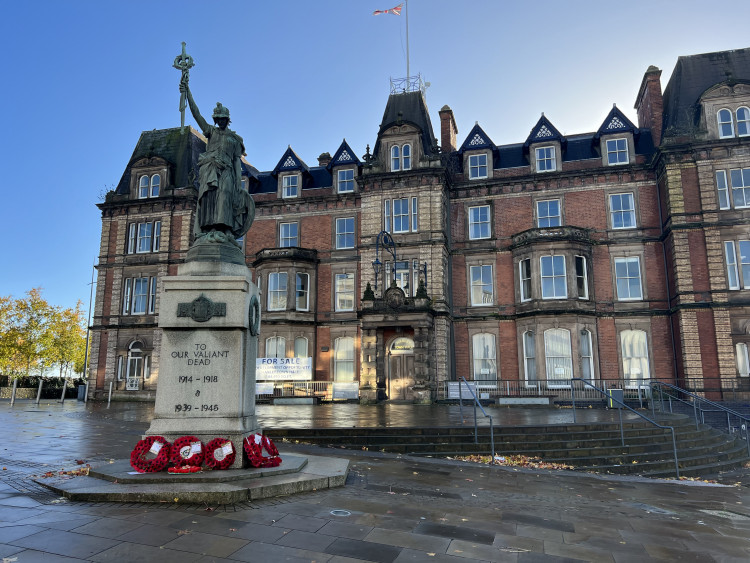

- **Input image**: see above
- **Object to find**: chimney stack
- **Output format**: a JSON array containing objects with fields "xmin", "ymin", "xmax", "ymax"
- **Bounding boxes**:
[
  {"xmin": 634, "ymin": 65, "xmax": 664, "ymax": 146},
  {"xmin": 439, "ymin": 105, "xmax": 458, "ymax": 153},
  {"xmin": 317, "ymin": 152, "xmax": 332, "ymax": 167}
]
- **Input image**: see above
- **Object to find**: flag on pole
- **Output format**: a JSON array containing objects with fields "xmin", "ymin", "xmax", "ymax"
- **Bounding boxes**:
[{"xmin": 373, "ymin": 3, "xmax": 403, "ymax": 15}]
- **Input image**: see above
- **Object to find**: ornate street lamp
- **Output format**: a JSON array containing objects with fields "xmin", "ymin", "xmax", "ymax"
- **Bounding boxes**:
[{"xmin": 372, "ymin": 231, "xmax": 396, "ymax": 292}]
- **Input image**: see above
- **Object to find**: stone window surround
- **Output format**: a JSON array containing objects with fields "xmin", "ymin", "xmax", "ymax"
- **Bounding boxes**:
[
  {"xmin": 513, "ymin": 243, "xmax": 592, "ymax": 304},
  {"xmin": 380, "ymin": 124, "xmax": 420, "ymax": 172},
  {"xmin": 279, "ymin": 172, "xmax": 301, "ymax": 199},
  {"xmin": 334, "ymin": 166, "xmax": 357, "ymax": 193},
  {"xmin": 334, "ymin": 215, "xmax": 356, "ymax": 250},
  {"xmin": 599, "ymin": 133, "xmax": 635, "ymax": 167},
  {"xmin": 723, "ymin": 237, "xmax": 750, "ymax": 290},
  {"xmin": 613, "ymin": 318, "xmax": 654, "ymax": 383},
  {"xmin": 121, "ymin": 271, "xmax": 158, "ymax": 316},
  {"xmin": 606, "ymin": 188, "xmax": 640, "ymax": 231},
  {"xmin": 533, "ymin": 196, "xmax": 564, "ymax": 228},
  {"xmin": 529, "ymin": 141, "xmax": 562, "ymax": 174},
  {"xmin": 329, "ymin": 328, "xmax": 359, "ymax": 383},
  {"xmin": 462, "ymin": 149, "xmax": 493, "ymax": 180},
  {"xmin": 261, "ymin": 327, "xmax": 315, "ymax": 359},
  {"xmin": 467, "ymin": 322, "xmax": 500, "ymax": 381},
  {"xmin": 331, "ymin": 264, "xmax": 357, "ymax": 315},
  {"xmin": 131, "ymin": 167, "xmax": 168, "ymax": 200},
  {"xmin": 466, "ymin": 202, "xmax": 493, "ymax": 241},
  {"xmin": 258, "ymin": 265, "xmax": 316, "ymax": 313},
  {"xmin": 465, "ymin": 254, "xmax": 496, "ymax": 308},
  {"xmin": 278, "ymin": 221, "xmax": 299, "ymax": 248},
  {"xmin": 700, "ymin": 84, "xmax": 750, "ymax": 139},
  {"xmin": 515, "ymin": 317, "xmax": 599, "ymax": 384},
  {"xmin": 127, "ymin": 220, "xmax": 162, "ymax": 254},
  {"xmin": 610, "ymin": 244, "xmax": 648, "ymax": 302}
]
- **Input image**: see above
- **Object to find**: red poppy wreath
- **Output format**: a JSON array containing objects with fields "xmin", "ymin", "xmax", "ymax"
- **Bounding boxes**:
[
  {"xmin": 170, "ymin": 435, "xmax": 205, "ymax": 467},
  {"xmin": 130, "ymin": 436, "xmax": 171, "ymax": 473},
  {"xmin": 204, "ymin": 438, "xmax": 236, "ymax": 470},
  {"xmin": 243, "ymin": 433, "xmax": 282, "ymax": 468}
]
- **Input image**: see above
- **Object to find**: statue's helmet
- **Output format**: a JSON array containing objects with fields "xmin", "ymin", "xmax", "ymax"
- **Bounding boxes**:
[{"xmin": 212, "ymin": 103, "xmax": 230, "ymax": 120}]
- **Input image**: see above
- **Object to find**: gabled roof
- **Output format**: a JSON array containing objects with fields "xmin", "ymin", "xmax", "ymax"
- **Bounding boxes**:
[
  {"xmin": 459, "ymin": 123, "xmax": 495, "ymax": 152},
  {"xmin": 373, "ymin": 91, "xmax": 438, "ymax": 158},
  {"xmin": 662, "ymin": 47, "xmax": 750, "ymax": 139},
  {"xmin": 328, "ymin": 140, "xmax": 361, "ymax": 169},
  {"xmin": 272, "ymin": 146, "xmax": 309, "ymax": 175},
  {"xmin": 595, "ymin": 105, "xmax": 637, "ymax": 140},
  {"xmin": 115, "ymin": 127, "xmax": 206, "ymax": 195},
  {"xmin": 524, "ymin": 114, "xmax": 565, "ymax": 148}
]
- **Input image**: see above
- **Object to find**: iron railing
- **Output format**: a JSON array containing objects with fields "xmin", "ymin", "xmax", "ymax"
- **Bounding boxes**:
[
  {"xmin": 457, "ymin": 377, "xmax": 495, "ymax": 464},
  {"xmin": 571, "ymin": 378, "xmax": 680, "ymax": 478},
  {"xmin": 650, "ymin": 382, "xmax": 750, "ymax": 457}
]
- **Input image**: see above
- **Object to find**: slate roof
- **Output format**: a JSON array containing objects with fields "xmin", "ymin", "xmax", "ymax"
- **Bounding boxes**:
[
  {"xmin": 373, "ymin": 91, "xmax": 438, "ymax": 158},
  {"xmin": 115, "ymin": 127, "xmax": 206, "ymax": 194},
  {"xmin": 662, "ymin": 47, "xmax": 750, "ymax": 139}
]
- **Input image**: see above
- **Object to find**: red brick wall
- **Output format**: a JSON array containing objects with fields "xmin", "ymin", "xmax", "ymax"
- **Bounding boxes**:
[
  {"xmin": 246, "ymin": 218, "xmax": 277, "ymax": 256},
  {"xmin": 499, "ymin": 322, "xmax": 518, "ymax": 382},
  {"xmin": 452, "ymin": 256, "xmax": 467, "ymax": 309},
  {"xmin": 688, "ymin": 231, "xmax": 711, "ymax": 295},
  {"xmin": 681, "ymin": 167, "xmax": 701, "ymax": 215},
  {"xmin": 567, "ymin": 191, "xmax": 607, "ymax": 229},
  {"xmin": 651, "ymin": 316, "xmax": 674, "ymax": 381},
  {"xmin": 316, "ymin": 326, "xmax": 330, "ymax": 381},
  {"xmin": 301, "ymin": 215, "xmax": 332, "ymax": 250},
  {"xmin": 318, "ymin": 263, "xmax": 332, "ymax": 313},
  {"xmin": 697, "ymin": 310, "xmax": 720, "ymax": 391},
  {"xmin": 592, "ymin": 246, "xmax": 613, "ymax": 303},
  {"xmin": 96, "ymin": 331, "xmax": 108, "ymax": 390},
  {"xmin": 596, "ymin": 318, "xmax": 618, "ymax": 380},
  {"xmin": 498, "ymin": 195, "xmax": 532, "ymax": 237},
  {"xmin": 453, "ymin": 322, "xmax": 470, "ymax": 381}
]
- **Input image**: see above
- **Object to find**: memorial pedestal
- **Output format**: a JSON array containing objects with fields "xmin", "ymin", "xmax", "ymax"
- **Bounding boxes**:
[{"xmin": 146, "ymin": 260, "xmax": 259, "ymax": 469}]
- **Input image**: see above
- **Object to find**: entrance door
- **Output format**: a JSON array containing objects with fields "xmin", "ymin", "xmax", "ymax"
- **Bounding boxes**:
[{"xmin": 387, "ymin": 337, "xmax": 415, "ymax": 400}]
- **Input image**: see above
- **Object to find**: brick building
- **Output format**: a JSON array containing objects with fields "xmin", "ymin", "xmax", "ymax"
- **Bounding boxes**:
[{"xmin": 88, "ymin": 47, "xmax": 750, "ymax": 402}]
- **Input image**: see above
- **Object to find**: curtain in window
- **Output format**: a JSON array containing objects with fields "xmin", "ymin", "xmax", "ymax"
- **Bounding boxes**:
[
  {"xmin": 472, "ymin": 333, "xmax": 497, "ymax": 381},
  {"xmin": 544, "ymin": 329, "xmax": 572, "ymax": 385},
  {"xmin": 334, "ymin": 337, "xmax": 355, "ymax": 382},
  {"xmin": 294, "ymin": 337, "xmax": 308, "ymax": 358},
  {"xmin": 736, "ymin": 343, "xmax": 749, "ymax": 377},
  {"xmin": 266, "ymin": 336, "xmax": 286, "ymax": 358},
  {"xmin": 523, "ymin": 331, "xmax": 536, "ymax": 384},
  {"xmin": 620, "ymin": 330, "xmax": 650, "ymax": 385}
]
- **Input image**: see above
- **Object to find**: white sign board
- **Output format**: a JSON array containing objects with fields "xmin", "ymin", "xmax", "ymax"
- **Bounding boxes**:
[
  {"xmin": 332, "ymin": 382, "xmax": 360, "ymax": 400},
  {"xmin": 256, "ymin": 357, "xmax": 312, "ymax": 381},
  {"xmin": 255, "ymin": 382, "xmax": 275, "ymax": 395},
  {"xmin": 447, "ymin": 381, "xmax": 477, "ymax": 400}
]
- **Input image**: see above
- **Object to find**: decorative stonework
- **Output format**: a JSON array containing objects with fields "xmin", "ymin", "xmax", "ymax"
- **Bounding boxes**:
[
  {"xmin": 282, "ymin": 156, "xmax": 296, "ymax": 168},
  {"xmin": 469, "ymin": 133, "xmax": 485, "ymax": 146},
  {"xmin": 536, "ymin": 125, "xmax": 554, "ymax": 138},
  {"xmin": 338, "ymin": 150, "xmax": 353, "ymax": 162},
  {"xmin": 606, "ymin": 117, "xmax": 626, "ymax": 130},
  {"xmin": 177, "ymin": 294, "xmax": 227, "ymax": 322}
]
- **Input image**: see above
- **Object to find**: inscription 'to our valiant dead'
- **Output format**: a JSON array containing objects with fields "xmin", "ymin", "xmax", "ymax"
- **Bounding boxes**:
[{"xmin": 172, "ymin": 344, "xmax": 230, "ymax": 366}]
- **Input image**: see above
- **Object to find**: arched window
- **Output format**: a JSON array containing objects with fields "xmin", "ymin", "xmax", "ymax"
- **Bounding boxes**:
[
  {"xmin": 580, "ymin": 330, "xmax": 593, "ymax": 381},
  {"xmin": 391, "ymin": 145, "xmax": 400, "ymax": 171},
  {"xmin": 472, "ymin": 333, "xmax": 497, "ymax": 381},
  {"xmin": 736, "ymin": 343, "xmax": 749, "ymax": 377},
  {"xmin": 294, "ymin": 337, "xmax": 308, "ymax": 358},
  {"xmin": 737, "ymin": 107, "xmax": 750, "ymax": 137},
  {"xmin": 523, "ymin": 331, "xmax": 536, "ymax": 385},
  {"xmin": 620, "ymin": 330, "xmax": 650, "ymax": 386},
  {"xmin": 718, "ymin": 109, "xmax": 734, "ymax": 138},
  {"xmin": 126, "ymin": 341, "xmax": 143, "ymax": 387},
  {"xmin": 334, "ymin": 337, "xmax": 355, "ymax": 382},
  {"xmin": 544, "ymin": 328, "xmax": 572, "ymax": 387},
  {"xmin": 265, "ymin": 336, "xmax": 286, "ymax": 358},
  {"xmin": 150, "ymin": 174, "xmax": 160, "ymax": 197},
  {"xmin": 402, "ymin": 143, "xmax": 411, "ymax": 170},
  {"xmin": 138, "ymin": 175, "xmax": 149, "ymax": 198}
]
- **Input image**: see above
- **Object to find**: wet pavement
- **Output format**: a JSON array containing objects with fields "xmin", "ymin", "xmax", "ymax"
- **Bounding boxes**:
[{"xmin": 1, "ymin": 399, "xmax": 749, "ymax": 562}]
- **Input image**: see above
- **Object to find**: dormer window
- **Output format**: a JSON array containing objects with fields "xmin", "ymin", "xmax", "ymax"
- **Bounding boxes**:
[
  {"xmin": 282, "ymin": 175, "xmax": 299, "ymax": 198},
  {"xmin": 468, "ymin": 154, "xmax": 488, "ymax": 179},
  {"xmin": 137, "ymin": 174, "xmax": 160, "ymax": 199},
  {"xmin": 718, "ymin": 109, "xmax": 735, "ymax": 138},
  {"xmin": 390, "ymin": 143, "xmax": 411, "ymax": 172},
  {"xmin": 337, "ymin": 169, "xmax": 354, "ymax": 193},
  {"xmin": 150, "ymin": 175, "xmax": 160, "ymax": 197},
  {"xmin": 737, "ymin": 107, "xmax": 749, "ymax": 137},
  {"xmin": 535, "ymin": 147, "xmax": 556, "ymax": 172},
  {"xmin": 606, "ymin": 138, "xmax": 629, "ymax": 165}
]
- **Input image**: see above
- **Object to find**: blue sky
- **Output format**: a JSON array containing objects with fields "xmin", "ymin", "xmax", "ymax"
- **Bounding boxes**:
[{"xmin": 1, "ymin": 0, "xmax": 748, "ymax": 310}]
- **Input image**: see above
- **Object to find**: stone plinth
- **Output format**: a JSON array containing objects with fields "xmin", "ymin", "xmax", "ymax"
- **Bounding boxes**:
[{"xmin": 146, "ymin": 259, "xmax": 259, "ymax": 468}]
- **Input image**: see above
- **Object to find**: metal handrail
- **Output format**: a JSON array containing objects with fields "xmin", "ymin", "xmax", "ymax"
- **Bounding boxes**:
[
  {"xmin": 457, "ymin": 377, "xmax": 495, "ymax": 465},
  {"xmin": 650, "ymin": 382, "xmax": 750, "ymax": 456},
  {"xmin": 570, "ymin": 378, "xmax": 680, "ymax": 478}
]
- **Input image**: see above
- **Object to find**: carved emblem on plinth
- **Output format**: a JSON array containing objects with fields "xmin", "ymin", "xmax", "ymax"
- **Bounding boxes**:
[{"xmin": 177, "ymin": 294, "xmax": 227, "ymax": 322}]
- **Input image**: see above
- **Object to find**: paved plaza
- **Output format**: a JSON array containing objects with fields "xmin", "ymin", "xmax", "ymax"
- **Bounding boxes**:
[{"xmin": 0, "ymin": 400, "xmax": 749, "ymax": 562}]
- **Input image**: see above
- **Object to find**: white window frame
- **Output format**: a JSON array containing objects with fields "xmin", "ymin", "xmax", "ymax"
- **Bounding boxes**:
[
  {"xmin": 336, "ymin": 217, "xmax": 355, "ymax": 249},
  {"xmin": 391, "ymin": 145, "xmax": 400, "ymax": 172},
  {"xmin": 536, "ymin": 199, "xmax": 561, "ymax": 228},
  {"xmin": 122, "ymin": 276, "xmax": 156, "ymax": 315},
  {"xmin": 606, "ymin": 138, "xmax": 629, "ymax": 165},
  {"xmin": 718, "ymin": 108, "xmax": 734, "ymax": 138},
  {"xmin": 279, "ymin": 222, "xmax": 298, "ymax": 248},
  {"xmin": 519, "ymin": 258, "xmax": 532, "ymax": 302},
  {"xmin": 294, "ymin": 337, "xmax": 309, "ymax": 358},
  {"xmin": 138, "ymin": 175, "xmax": 149, "ymax": 199},
  {"xmin": 148, "ymin": 277, "xmax": 157, "ymax": 314},
  {"xmin": 575, "ymin": 255, "xmax": 588, "ymax": 300},
  {"xmin": 468, "ymin": 153, "xmax": 488, "ymax": 179},
  {"xmin": 150, "ymin": 174, "xmax": 160, "ymax": 197},
  {"xmin": 266, "ymin": 336, "xmax": 286, "ymax": 358},
  {"xmin": 335, "ymin": 273, "xmax": 355, "ymax": 312},
  {"xmin": 717, "ymin": 170, "xmax": 730, "ymax": 210},
  {"xmin": 268, "ymin": 272, "xmax": 288, "ymax": 311},
  {"xmin": 468, "ymin": 205, "xmax": 490, "ymax": 240},
  {"xmin": 523, "ymin": 331, "xmax": 536, "ymax": 386},
  {"xmin": 535, "ymin": 146, "xmax": 556, "ymax": 173},
  {"xmin": 411, "ymin": 196, "xmax": 418, "ymax": 232},
  {"xmin": 736, "ymin": 342, "xmax": 749, "ymax": 377},
  {"xmin": 334, "ymin": 337, "xmax": 355, "ymax": 382},
  {"xmin": 282, "ymin": 175, "xmax": 299, "ymax": 198},
  {"xmin": 296, "ymin": 273, "xmax": 309, "ymax": 311},
  {"xmin": 609, "ymin": 193, "xmax": 636, "ymax": 229},
  {"xmin": 730, "ymin": 168, "xmax": 750, "ymax": 208},
  {"xmin": 384, "ymin": 200, "xmax": 391, "ymax": 232},
  {"xmin": 131, "ymin": 277, "xmax": 149, "ymax": 314},
  {"xmin": 127, "ymin": 224, "xmax": 136, "ymax": 254},
  {"xmin": 544, "ymin": 328, "xmax": 572, "ymax": 387},
  {"xmin": 738, "ymin": 107, "xmax": 750, "ymax": 137},
  {"xmin": 126, "ymin": 341, "xmax": 143, "ymax": 387},
  {"xmin": 470, "ymin": 265, "xmax": 493, "ymax": 306},
  {"xmin": 472, "ymin": 333, "xmax": 497, "ymax": 381},
  {"xmin": 580, "ymin": 329, "xmax": 594, "ymax": 381},
  {"xmin": 337, "ymin": 168, "xmax": 354, "ymax": 193},
  {"xmin": 392, "ymin": 198, "xmax": 410, "ymax": 233},
  {"xmin": 136, "ymin": 223, "xmax": 153, "ymax": 254},
  {"xmin": 402, "ymin": 143, "xmax": 411, "ymax": 170},
  {"xmin": 724, "ymin": 240, "xmax": 750, "ymax": 290},
  {"xmin": 614, "ymin": 257, "xmax": 643, "ymax": 301},
  {"xmin": 540, "ymin": 255, "xmax": 567, "ymax": 299},
  {"xmin": 152, "ymin": 221, "xmax": 161, "ymax": 252}
]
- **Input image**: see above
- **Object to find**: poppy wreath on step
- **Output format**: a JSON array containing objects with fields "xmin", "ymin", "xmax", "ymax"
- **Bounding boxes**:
[
  {"xmin": 167, "ymin": 465, "xmax": 202, "ymax": 474},
  {"xmin": 130, "ymin": 436, "xmax": 171, "ymax": 473},
  {"xmin": 204, "ymin": 438, "xmax": 236, "ymax": 470},
  {"xmin": 243, "ymin": 434, "xmax": 282, "ymax": 468},
  {"xmin": 170, "ymin": 435, "xmax": 205, "ymax": 467}
]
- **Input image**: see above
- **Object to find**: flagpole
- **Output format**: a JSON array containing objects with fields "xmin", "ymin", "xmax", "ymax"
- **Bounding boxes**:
[{"xmin": 405, "ymin": 0, "xmax": 410, "ymax": 82}]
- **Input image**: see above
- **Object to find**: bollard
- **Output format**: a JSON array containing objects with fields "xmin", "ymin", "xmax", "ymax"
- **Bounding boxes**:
[
  {"xmin": 84, "ymin": 382, "xmax": 89, "ymax": 404},
  {"xmin": 107, "ymin": 381, "xmax": 113, "ymax": 407},
  {"xmin": 36, "ymin": 379, "xmax": 43, "ymax": 405},
  {"xmin": 10, "ymin": 379, "xmax": 17, "ymax": 406}
]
